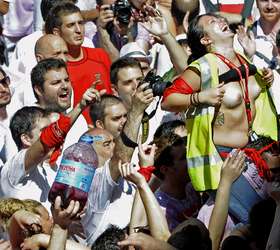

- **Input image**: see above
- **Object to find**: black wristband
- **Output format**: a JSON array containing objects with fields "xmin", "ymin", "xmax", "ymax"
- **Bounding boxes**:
[{"xmin": 120, "ymin": 131, "xmax": 138, "ymax": 148}]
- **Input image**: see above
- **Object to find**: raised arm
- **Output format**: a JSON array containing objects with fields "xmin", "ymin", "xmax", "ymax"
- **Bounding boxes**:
[
  {"xmin": 109, "ymin": 82, "xmax": 154, "ymax": 181},
  {"xmin": 141, "ymin": 6, "xmax": 188, "ymax": 73},
  {"xmin": 208, "ymin": 150, "xmax": 245, "ymax": 250},
  {"xmin": 129, "ymin": 141, "xmax": 157, "ymax": 235},
  {"xmin": 24, "ymin": 84, "xmax": 105, "ymax": 172},
  {"xmin": 96, "ymin": 5, "xmax": 120, "ymax": 62},
  {"xmin": 119, "ymin": 162, "xmax": 170, "ymax": 241}
]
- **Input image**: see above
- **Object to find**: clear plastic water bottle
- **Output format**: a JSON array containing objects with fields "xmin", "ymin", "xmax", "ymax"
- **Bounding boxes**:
[{"xmin": 48, "ymin": 135, "xmax": 98, "ymax": 211}]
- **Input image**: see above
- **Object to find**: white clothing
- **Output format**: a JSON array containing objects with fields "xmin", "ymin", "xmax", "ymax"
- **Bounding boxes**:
[
  {"xmin": 82, "ymin": 161, "xmax": 136, "ymax": 246},
  {"xmin": 131, "ymin": 97, "xmax": 184, "ymax": 165},
  {"xmin": 150, "ymin": 44, "xmax": 173, "ymax": 77},
  {"xmin": 240, "ymin": 21, "xmax": 280, "ymax": 114},
  {"xmin": 8, "ymin": 74, "xmax": 36, "ymax": 116},
  {"xmin": 199, "ymin": 0, "xmax": 259, "ymax": 21},
  {"xmin": 57, "ymin": 114, "xmax": 89, "ymax": 166},
  {"xmin": 11, "ymin": 31, "xmax": 95, "ymax": 74},
  {"xmin": 33, "ymin": 0, "xmax": 43, "ymax": 31},
  {"xmin": 3, "ymin": 0, "xmax": 34, "ymax": 38},
  {"xmin": 0, "ymin": 122, "xmax": 17, "ymax": 166},
  {"xmin": 0, "ymin": 149, "xmax": 57, "ymax": 212},
  {"xmin": 76, "ymin": 0, "xmax": 97, "ymax": 40}
]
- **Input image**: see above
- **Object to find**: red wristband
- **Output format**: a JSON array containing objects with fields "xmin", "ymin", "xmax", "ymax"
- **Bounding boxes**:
[
  {"xmin": 40, "ymin": 114, "xmax": 71, "ymax": 148},
  {"xmin": 138, "ymin": 166, "xmax": 155, "ymax": 182}
]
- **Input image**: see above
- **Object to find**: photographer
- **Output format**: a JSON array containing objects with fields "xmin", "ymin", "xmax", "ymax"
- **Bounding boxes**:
[
  {"xmin": 95, "ymin": 0, "xmax": 133, "ymax": 62},
  {"xmin": 110, "ymin": 57, "xmax": 182, "ymax": 148}
]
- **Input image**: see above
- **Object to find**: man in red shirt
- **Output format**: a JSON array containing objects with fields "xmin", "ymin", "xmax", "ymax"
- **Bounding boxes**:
[{"xmin": 45, "ymin": 1, "xmax": 113, "ymax": 123}]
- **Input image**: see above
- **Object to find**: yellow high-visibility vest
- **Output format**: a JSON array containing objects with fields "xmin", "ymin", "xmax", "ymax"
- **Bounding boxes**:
[{"xmin": 186, "ymin": 53, "xmax": 278, "ymax": 191}]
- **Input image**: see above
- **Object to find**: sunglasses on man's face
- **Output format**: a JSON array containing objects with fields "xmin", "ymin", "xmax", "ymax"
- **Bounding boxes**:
[{"xmin": 0, "ymin": 76, "xmax": 10, "ymax": 86}]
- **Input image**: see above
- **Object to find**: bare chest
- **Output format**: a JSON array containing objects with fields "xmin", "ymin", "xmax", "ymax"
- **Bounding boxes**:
[{"xmin": 217, "ymin": 62, "xmax": 261, "ymax": 109}]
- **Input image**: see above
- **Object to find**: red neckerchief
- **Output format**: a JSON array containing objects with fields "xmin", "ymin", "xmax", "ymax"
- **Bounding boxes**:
[
  {"xmin": 243, "ymin": 141, "xmax": 278, "ymax": 180},
  {"xmin": 213, "ymin": 52, "xmax": 252, "ymax": 129}
]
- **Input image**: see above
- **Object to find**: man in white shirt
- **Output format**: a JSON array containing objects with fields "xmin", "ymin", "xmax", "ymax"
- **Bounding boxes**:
[
  {"xmin": 0, "ymin": 59, "xmax": 102, "ymax": 211},
  {"xmin": 0, "ymin": 66, "xmax": 17, "ymax": 165},
  {"xmin": 249, "ymin": 0, "xmax": 280, "ymax": 114},
  {"xmin": 83, "ymin": 84, "xmax": 154, "ymax": 245}
]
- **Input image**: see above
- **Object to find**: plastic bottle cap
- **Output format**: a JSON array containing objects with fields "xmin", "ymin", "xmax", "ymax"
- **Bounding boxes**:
[{"xmin": 79, "ymin": 134, "xmax": 94, "ymax": 144}]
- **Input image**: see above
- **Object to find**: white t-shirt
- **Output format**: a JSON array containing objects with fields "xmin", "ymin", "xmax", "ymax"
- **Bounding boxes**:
[
  {"xmin": 234, "ymin": 20, "xmax": 280, "ymax": 114},
  {"xmin": 76, "ymin": 0, "xmax": 97, "ymax": 40},
  {"xmin": 3, "ymin": 0, "xmax": 34, "ymax": 37},
  {"xmin": 0, "ymin": 149, "xmax": 57, "ymax": 212},
  {"xmin": 0, "ymin": 122, "xmax": 17, "ymax": 166},
  {"xmin": 82, "ymin": 161, "xmax": 136, "ymax": 246},
  {"xmin": 251, "ymin": 21, "xmax": 280, "ymax": 114}
]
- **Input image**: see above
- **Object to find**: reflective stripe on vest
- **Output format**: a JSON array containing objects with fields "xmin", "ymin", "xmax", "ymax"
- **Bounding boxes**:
[
  {"xmin": 186, "ymin": 55, "xmax": 223, "ymax": 191},
  {"xmin": 186, "ymin": 53, "xmax": 278, "ymax": 191}
]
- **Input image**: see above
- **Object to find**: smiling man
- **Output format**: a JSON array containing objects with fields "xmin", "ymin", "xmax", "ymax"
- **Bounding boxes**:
[{"xmin": 45, "ymin": 1, "xmax": 113, "ymax": 124}]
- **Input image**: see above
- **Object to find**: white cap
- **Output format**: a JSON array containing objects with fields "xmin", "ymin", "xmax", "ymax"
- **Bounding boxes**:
[
  {"xmin": 120, "ymin": 42, "xmax": 153, "ymax": 64},
  {"xmin": 176, "ymin": 33, "xmax": 187, "ymax": 42}
]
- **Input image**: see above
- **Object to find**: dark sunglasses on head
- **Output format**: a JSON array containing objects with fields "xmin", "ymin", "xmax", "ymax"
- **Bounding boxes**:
[{"xmin": 0, "ymin": 76, "xmax": 10, "ymax": 85}]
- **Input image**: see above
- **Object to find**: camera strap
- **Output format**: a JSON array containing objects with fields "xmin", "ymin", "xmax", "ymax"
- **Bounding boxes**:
[
  {"xmin": 141, "ymin": 98, "xmax": 160, "ymax": 143},
  {"xmin": 121, "ymin": 99, "xmax": 161, "ymax": 148}
]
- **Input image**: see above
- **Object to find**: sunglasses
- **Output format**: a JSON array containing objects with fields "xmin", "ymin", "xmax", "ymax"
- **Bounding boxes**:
[{"xmin": 0, "ymin": 76, "xmax": 10, "ymax": 85}]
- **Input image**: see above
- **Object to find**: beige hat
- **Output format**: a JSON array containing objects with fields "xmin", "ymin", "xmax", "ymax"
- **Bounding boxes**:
[{"xmin": 120, "ymin": 42, "xmax": 153, "ymax": 64}]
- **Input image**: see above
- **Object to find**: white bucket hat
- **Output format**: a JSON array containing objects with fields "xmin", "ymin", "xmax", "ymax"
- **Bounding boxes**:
[{"xmin": 120, "ymin": 42, "xmax": 153, "ymax": 64}]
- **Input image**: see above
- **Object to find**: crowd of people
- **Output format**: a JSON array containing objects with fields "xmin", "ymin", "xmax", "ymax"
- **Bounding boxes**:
[{"xmin": 0, "ymin": 0, "xmax": 280, "ymax": 249}]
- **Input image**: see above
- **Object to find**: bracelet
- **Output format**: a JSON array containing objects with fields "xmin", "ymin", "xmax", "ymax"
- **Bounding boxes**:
[
  {"xmin": 138, "ymin": 166, "xmax": 155, "ymax": 182},
  {"xmin": 190, "ymin": 93, "xmax": 200, "ymax": 106}
]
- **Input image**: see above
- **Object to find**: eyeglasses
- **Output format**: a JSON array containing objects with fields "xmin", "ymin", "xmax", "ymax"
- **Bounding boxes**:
[{"xmin": 0, "ymin": 76, "xmax": 10, "ymax": 86}]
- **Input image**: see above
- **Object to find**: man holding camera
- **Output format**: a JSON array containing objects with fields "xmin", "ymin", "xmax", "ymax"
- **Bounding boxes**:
[
  {"xmin": 110, "ymin": 57, "xmax": 182, "ymax": 149},
  {"xmin": 95, "ymin": 0, "xmax": 133, "ymax": 62},
  {"xmin": 45, "ymin": 1, "xmax": 113, "ymax": 124}
]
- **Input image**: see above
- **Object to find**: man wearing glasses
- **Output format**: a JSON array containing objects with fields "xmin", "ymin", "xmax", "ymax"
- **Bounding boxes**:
[{"xmin": 0, "ymin": 67, "xmax": 17, "ymax": 165}]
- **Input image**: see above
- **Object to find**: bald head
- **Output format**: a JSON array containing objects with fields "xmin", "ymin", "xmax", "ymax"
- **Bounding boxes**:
[
  {"xmin": 85, "ymin": 128, "xmax": 115, "ymax": 167},
  {"xmin": 35, "ymin": 34, "xmax": 69, "ymax": 62}
]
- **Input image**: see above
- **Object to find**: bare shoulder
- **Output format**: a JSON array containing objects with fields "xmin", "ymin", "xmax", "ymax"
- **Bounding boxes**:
[{"xmin": 181, "ymin": 67, "xmax": 201, "ymax": 92}]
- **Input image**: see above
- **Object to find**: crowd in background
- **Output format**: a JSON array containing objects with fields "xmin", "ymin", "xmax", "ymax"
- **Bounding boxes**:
[{"xmin": 0, "ymin": 0, "xmax": 280, "ymax": 249}]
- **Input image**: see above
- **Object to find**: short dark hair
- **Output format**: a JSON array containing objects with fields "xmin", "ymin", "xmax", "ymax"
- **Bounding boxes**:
[
  {"xmin": 154, "ymin": 120, "xmax": 185, "ymax": 140},
  {"xmin": 31, "ymin": 58, "xmax": 67, "ymax": 101},
  {"xmin": 154, "ymin": 134, "xmax": 186, "ymax": 179},
  {"xmin": 0, "ymin": 66, "xmax": 7, "ymax": 78},
  {"xmin": 187, "ymin": 13, "xmax": 221, "ymax": 63},
  {"xmin": 276, "ymin": 29, "xmax": 280, "ymax": 48},
  {"xmin": 45, "ymin": 1, "xmax": 81, "ymax": 34},
  {"xmin": 40, "ymin": 0, "xmax": 61, "ymax": 21},
  {"xmin": 91, "ymin": 225, "xmax": 126, "ymax": 250},
  {"xmin": 89, "ymin": 94, "xmax": 124, "ymax": 125},
  {"xmin": 10, "ymin": 106, "xmax": 47, "ymax": 150},
  {"xmin": 110, "ymin": 57, "xmax": 142, "ymax": 86},
  {"xmin": 249, "ymin": 198, "xmax": 276, "ymax": 250},
  {"xmin": 168, "ymin": 224, "xmax": 212, "ymax": 250}
]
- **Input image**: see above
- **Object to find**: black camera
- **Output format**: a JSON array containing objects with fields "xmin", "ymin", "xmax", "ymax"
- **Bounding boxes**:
[
  {"xmin": 141, "ymin": 70, "xmax": 172, "ymax": 97},
  {"xmin": 110, "ymin": 0, "xmax": 132, "ymax": 25}
]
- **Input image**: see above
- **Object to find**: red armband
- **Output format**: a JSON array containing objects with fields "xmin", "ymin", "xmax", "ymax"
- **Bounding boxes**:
[
  {"xmin": 40, "ymin": 114, "xmax": 71, "ymax": 149},
  {"xmin": 138, "ymin": 166, "xmax": 155, "ymax": 182},
  {"xmin": 162, "ymin": 77, "xmax": 194, "ymax": 102}
]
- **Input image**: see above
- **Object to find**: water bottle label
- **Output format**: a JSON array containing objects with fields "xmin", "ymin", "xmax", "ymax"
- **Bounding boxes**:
[{"xmin": 55, "ymin": 159, "xmax": 96, "ymax": 192}]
